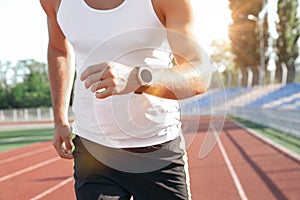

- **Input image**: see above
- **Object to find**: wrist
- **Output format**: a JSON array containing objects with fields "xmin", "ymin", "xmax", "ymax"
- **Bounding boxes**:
[
  {"xmin": 53, "ymin": 117, "xmax": 70, "ymax": 128},
  {"xmin": 134, "ymin": 66, "xmax": 153, "ymax": 94}
]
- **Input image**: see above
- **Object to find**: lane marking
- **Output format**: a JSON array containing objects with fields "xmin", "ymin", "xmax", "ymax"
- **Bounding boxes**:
[
  {"xmin": 213, "ymin": 128, "xmax": 248, "ymax": 200},
  {"xmin": 183, "ymin": 152, "xmax": 192, "ymax": 200},
  {"xmin": 0, "ymin": 146, "xmax": 53, "ymax": 164},
  {"xmin": 0, "ymin": 137, "xmax": 25, "ymax": 142},
  {"xmin": 30, "ymin": 177, "xmax": 73, "ymax": 200},
  {"xmin": 0, "ymin": 157, "xmax": 60, "ymax": 182},
  {"xmin": 232, "ymin": 120, "xmax": 300, "ymax": 162}
]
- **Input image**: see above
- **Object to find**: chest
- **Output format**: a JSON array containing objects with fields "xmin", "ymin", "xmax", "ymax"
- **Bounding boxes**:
[
  {"xmin": 57, "ymin": 0, "xmax": 169, "ymax": 66},
  {"xmin": 83, "ymin": 0, "xmax": 126, "ymax": 10}
]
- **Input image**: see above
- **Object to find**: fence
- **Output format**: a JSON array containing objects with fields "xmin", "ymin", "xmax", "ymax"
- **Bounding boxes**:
[
  {"xmin": 228, "ymin": 107, "xmax": 300, "ymax": 139},
  {"xmin": 0, "ymin": 107, "xmax": 74, "ymax": 123},
  {"xmin": 1, "ymin": 106, "xmax": 299, "ymax": 140}
]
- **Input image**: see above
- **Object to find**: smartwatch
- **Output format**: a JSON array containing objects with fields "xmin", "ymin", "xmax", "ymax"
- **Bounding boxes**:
[{"xmin": 135, "ymin": 66, "xmax": 153, "ymax": 94}]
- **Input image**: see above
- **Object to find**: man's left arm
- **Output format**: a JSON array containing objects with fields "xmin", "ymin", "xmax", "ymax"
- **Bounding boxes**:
[
  {"xmin": 81, "ymin": 0, "xmax": 210, "ymax": 100},
  {"xmin": 140, "ymin": 0, "xmax": 210, "ymax": 99}
]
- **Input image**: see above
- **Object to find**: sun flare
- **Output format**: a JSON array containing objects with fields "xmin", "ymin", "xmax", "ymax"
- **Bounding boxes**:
[{"xmin": 191, "ymin": 0, "xmax": 231, "ymax": 53}]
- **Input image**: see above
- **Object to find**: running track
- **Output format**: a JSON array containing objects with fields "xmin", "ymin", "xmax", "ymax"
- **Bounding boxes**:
[{"xmin": 1, "ymin": 117, "xmax": 300, "ymax": 200}]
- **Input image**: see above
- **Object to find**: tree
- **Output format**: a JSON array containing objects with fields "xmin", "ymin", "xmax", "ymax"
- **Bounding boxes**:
[
  {"xmin": 275, "ymin": 0, "xmax": 300, "ymax": 83},
  {"xmin": 210, "ymin": 39, "xmax": 236, "ymax": 87},
  {"xmin": 0, "ymin": 61, "xmax": 12, "ymax": 88},
  {"xmin": 0, "ymin": 85, "xmax": 9, "ymax": 109},
  {"xmin": 228, "ymin": 0, "xmax": 269, "ymax": 86},
  {"xmin": 0, "ymin": 59, "xmax": 51, "ymax": 109},
  {"xmin": 0, "ymin": 61, "xmax": 13, "ymax": 109}
]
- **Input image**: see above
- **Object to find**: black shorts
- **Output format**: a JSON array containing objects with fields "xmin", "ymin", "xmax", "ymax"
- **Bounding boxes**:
[{"xmin": 72, "ymin": 135, "xmax": 191, "ymax": 200}]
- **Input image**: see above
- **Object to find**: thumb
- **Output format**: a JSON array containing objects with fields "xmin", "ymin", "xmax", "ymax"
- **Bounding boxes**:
[{"xmin": 63, "ymin": 137, "xmax": 73, "ymax": 154}]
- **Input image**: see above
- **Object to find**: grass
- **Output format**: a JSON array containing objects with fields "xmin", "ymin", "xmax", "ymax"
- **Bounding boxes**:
[
  {"xmin": 0, "ymin": 128, "xmax": 53, "ymax": 152},
  {"xmin": 230, "ymin": 116, "xmax": 300, "ymax": 155},
  {"xmin": 1, "ymin": 117, "xmax": 300, "ymax": 156}
]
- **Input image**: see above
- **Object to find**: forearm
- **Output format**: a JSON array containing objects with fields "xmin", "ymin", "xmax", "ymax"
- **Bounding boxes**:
[
  {"xmin": 142, "ymin": 0, "xmax": 211, "ymax": 100},
  {"xmin": 143, "ymin": 62, "xmax": 208, "ymax": 100},
  {"xmin": 48, "ymin": 47, "xmax": 75, "ymax": 126}
]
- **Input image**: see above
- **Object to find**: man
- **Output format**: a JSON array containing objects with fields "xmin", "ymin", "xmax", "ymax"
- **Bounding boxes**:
[{"xmin": 40, "ymin": 0, "xmax": 209, "ymax": 199}]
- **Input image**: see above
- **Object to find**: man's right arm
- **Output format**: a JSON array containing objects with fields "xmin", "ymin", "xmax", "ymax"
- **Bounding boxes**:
[{"xmin": 40, "ymin": 0, "xmax": 75, "ymax": 159}]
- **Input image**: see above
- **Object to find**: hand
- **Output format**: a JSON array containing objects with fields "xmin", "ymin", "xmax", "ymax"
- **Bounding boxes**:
[
  {"xmin": 52, "ymin": 124, "xmax": 74, "ymax": 159},
  {"xmin": 80, "ymin": 62, "xmax": 140, "ymax": 98}
]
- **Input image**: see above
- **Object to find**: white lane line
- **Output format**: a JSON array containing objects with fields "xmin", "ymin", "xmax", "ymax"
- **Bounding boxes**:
[
  {"xmin": 1, "ymin": 137, "xmax": 25, "ymax": 142},
  {"xmin": 232, "ymin": 120, "xmax": 300, "ymax": 162},
  {"xmin": 213, "ymin": 129, "xmax": 248, "ymax": 200},
  {"xmin": 30, "ymin": 177, "xmax": 73, "ymax": 200},
  {"xmin": 0, "ymin": 146, "xmax": 53, "ymax": 164},
  {"xmin": 0, "ymin": 157, "xmax": 60, "ymax": 182},
  {"xmin": 183, "ymin": 152, "xmax": 192, "ymax": 200}
]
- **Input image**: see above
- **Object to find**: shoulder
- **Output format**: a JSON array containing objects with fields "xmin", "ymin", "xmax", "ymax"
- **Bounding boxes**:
[
  {"xmin": 153, "ymin": 0, "xmax": 195, "ymax": 30},
  {"xmin": 153, "ymin": 0, "xmax": 193, "ymax": 15},
  {"xmin": 40, "ymin": 0, "xmax": 61, "ymax": 16},
  {"xmin": 152, "ymin": 0, "xmax": 194, "ymax": 27}
]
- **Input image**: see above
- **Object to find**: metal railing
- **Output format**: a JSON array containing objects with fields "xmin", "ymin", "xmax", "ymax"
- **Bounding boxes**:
[
  {"xmin": 0, "ymin": 107, "xmax": 74, "ymax": 123},
  {"xmin": 228, "ymin": 107, "xmax": 300, "ymax": 139},
  {"xmin": 1, "ymin": 105, "xmax": 299, "ymax": 140}
]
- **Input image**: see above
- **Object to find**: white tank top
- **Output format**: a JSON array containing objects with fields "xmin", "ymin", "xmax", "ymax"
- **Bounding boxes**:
[{"xmin": 57, "ymin": 0, "xmax": 181, "ymax": 148}]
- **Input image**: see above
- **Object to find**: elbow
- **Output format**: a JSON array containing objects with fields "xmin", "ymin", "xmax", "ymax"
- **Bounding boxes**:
[
  {"xmin": 192, "ymin": 75, "xmax": 210, "ymax": 95},
  {"xmin": 194, "ymin": 84, "xmax": 208, "ymax": 95},
  {"xmin": 48, "ymin": 44, "xmax": 69, "ymax": 58},
  {"xmin": 47, "ymin": 37, "xmax": 71, "ymax": 59}
]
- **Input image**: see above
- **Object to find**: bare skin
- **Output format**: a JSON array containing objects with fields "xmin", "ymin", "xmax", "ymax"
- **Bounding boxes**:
[{"xmin": 40, "ymin": 0, "xmax": 208, "ymax": 159}]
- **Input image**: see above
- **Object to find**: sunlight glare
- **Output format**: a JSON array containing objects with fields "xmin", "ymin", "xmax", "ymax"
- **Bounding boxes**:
[{"xmin": 191, "ymin": 0, "xmax": 231, "ymax": 54}]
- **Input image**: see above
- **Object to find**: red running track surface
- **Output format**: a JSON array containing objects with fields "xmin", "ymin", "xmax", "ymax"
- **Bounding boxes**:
[{"xmin": 0, "ymin": 117, "xmax": 299, "ymax": 200}]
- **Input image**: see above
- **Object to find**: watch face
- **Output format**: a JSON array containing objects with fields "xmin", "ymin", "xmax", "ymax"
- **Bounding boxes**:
[{"xmin": 140, "ymin": 68, "xmax": 152, "ymax": 84}]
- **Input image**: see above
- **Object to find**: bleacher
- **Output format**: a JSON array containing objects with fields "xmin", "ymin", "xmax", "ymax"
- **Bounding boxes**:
[
  {"xmin": 227, "ymin": 84, "xmax": 282, "ymax": 107},
  {"xmin": 181, "ymin": 83, "xmax": 300, "ymax": 113},
  {"xmin": 181, "ymin": 87, "xmax": 249, "ymax": 115},
  {"xmin": 181, "ymin": 83, "xmax": 300, "ymax": 138},
  {"xmin": 246, "ymin": 83, "xmax": 300, "ymax": 109}
]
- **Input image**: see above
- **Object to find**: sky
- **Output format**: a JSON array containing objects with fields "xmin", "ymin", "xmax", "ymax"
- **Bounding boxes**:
[
  {"xmin": 0, "ymin": 0, "xmax": 48, "ymax": 63},
  {"xmin": 0, "ymin": 0, "xmax": 232, "ymax": 64}
]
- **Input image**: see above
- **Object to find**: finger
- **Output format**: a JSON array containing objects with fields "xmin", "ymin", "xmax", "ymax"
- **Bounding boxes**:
[
  {"xmin": 80, "ymin": 62, "xmax": 108, "ymax": 81},
  {"xmin": 60, "ymin": 145, "xmax": 74, "ymax": 159},
  {"xmin": 63, "ymin": 137, "xmax": 73, "ymax": 155},
  {"xmin": 95, "ymin": 87, "xmax": 114, "ymax": 98},
  {"xmin": 90, "ymin": 77, "xmax": 112, "ymax": 93},
  {"xmin": 52, "ymin": 139, "xmax": 67, "ymax": 158},
  {"xmin": 84, "ymin": 71, "xmax": 105, "ymax": 89},
  {"xmin": 52, "ymin": 138, "xmax": 73, "ymax": 159},
  {"xmin": 59, "ymin": 142, "xmax": 73, "ymax": 159}
]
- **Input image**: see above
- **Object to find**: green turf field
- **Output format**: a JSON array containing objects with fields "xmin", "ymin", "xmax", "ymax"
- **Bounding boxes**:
[
  {"xmin": 230, "ymin": 116, "xmax": 300, "ymax": 155},
  {"xmin": 0, "ymin": 128, "xmax": 53, "ymax": 152},
  {"xmin": 1, "ymin": 118, "xmax": 300, "ymax": 156}
]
